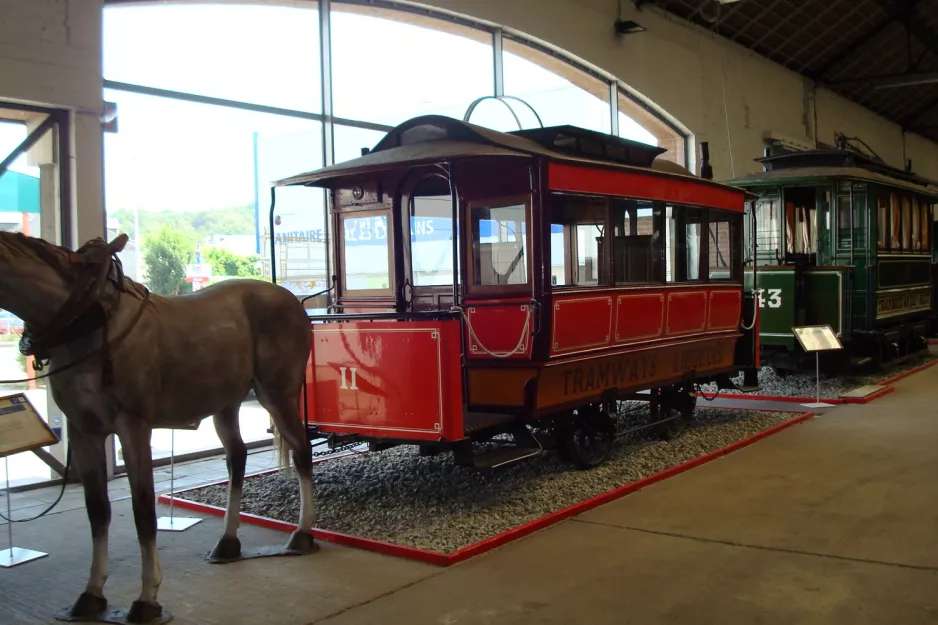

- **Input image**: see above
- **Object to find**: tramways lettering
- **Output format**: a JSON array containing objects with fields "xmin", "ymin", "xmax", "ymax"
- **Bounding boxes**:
[
  {"xmin": 563, "ymin": 354, "xmax": 657, "ymax": 395},
  {"xmin": 876, "ymin": 290, "xmax": 931, "ymax": 318},
  {"xmin": 556, "ymin": 342, "xmax": 731, "ymax": 398}
]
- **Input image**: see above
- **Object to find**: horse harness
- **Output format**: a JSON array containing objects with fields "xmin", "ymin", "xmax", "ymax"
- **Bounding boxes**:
[{"xmin": 18, "ymin": 237, "xmax": 150, "ymax": 385}]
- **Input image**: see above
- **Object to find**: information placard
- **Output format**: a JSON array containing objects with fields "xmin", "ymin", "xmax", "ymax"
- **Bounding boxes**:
[
  {"xmin": 792, "ymin": 325, "xmax": 843, "ymax": 353},
  {"xmin": 0, "ymin": 393, "xmax": 59, "ymax": 458}
]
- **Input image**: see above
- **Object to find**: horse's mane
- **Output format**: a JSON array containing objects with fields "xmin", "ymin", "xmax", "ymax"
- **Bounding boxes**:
[
  {"xmin": 0, "ymin": 231, "xmax": 72, "ymax": 276},
  {"xmin": 0, "ymin": 231, "xmax": 149, "ymax": 299}
]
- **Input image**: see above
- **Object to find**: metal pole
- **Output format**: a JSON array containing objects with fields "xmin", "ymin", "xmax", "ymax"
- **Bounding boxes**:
[
  {"xmin": 5, "ymin": 457, "xmax": 13, "ymax": 561},
  {"xmin": 169, "ymin": 430, "xmax": 175, "ymax": 521},
  {"xmin": 816, "ymin": 351, "xmax": 821, "ymax": 404}
]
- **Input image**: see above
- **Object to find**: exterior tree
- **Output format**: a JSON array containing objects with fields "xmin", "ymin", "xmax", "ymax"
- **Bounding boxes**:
[
  {"xmin": 143, "ymin": 226, "xmax": 192, "ymax": 295},
  {"xmin": 206, "ymin": 247, "xmax": 261, "ymax": 278}
]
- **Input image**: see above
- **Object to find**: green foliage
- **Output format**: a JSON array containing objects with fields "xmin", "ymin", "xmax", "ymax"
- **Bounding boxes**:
[
  {"xmin": 206, "ymin": 247, "xmax": 261, "ymax": 278},
  {"xmin": 143, "ymin": 226, "xmax": 193, "ymax": 296},
  {"xmin": 112, "ymin": 205, "xmax": 255, "ymax": 243}
]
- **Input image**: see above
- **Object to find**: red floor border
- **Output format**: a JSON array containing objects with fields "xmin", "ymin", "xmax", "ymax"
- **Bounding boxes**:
[
  {"xmin": 877, "ymin": 359, "xmax": 938, "ymax": 385},
  {"xmin": 695, "ymin": 357, "xmax": 938, "ymax": 406},
  {"xmin": 159, "ymin": 412, "xmax": 815, "ymax": 567}
]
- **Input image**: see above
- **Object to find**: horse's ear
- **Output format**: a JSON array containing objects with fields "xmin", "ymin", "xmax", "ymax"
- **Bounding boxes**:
[{"xmin": 108, "ymin": 233, "xmax": 129, "ymax": 252}]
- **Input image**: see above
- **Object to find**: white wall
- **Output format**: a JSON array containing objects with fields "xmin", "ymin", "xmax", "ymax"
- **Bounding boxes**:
[
  {"xmin": 418, "ymin": 0, "xmax": 938, "ymax": 182},
  {"xmin": 2, "ymin": 0, "xmax": 936, "ymax": 243},
  {"xmin": 0, "ymin": 0, "xmax": 104, "ymax": 245}
]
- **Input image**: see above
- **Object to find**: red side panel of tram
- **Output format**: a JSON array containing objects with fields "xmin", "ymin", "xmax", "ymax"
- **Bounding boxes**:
[{"xmin": 305, "ymin": 319, "xmax": 464, "ymax": 441}]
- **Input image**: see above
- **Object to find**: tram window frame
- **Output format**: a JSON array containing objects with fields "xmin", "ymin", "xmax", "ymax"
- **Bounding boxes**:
[
  {"xmin": 877, "ymin": 193, "xmax": 890, "ymax": 251},
  {"xmin": 753, "ymin": 196, "xmax": 781, "ymax": 264},
  {"xmin": 611, "ymin": 198, "xmax": 661, "ymax": 286},
  {"xmin": 408, "ymin": 175, "xmax": 457, "ymax": 288},
  {"xmin": 664, "ymin": 204, "xmax": 708, "ymax": 283},
  {"xmin": 465, "ymin": 194, "xmax": 532, "ymax": 295},
  {"xmin": 707, "ymin": 209, "xmax": 741, "ymax": 282},
  {"xmin": 338, "ymin": 208, "xmax": 394, "ymax": 297},
  {"xmin": 783, "ymin": 187, "xmax": 818, "ymax": 256}
]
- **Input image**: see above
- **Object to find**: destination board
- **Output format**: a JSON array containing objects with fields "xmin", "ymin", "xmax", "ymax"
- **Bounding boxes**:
[
  {"xmin": 0, "ymin": 393, "xmax": 58, "ymax": 458},
  {"xmin": 876, "ymin": 288, "xmax": 931, "ymax": 319},
  {"xmin": 792, "ymin": 325, "xmax": 843, "ymax": 353}
]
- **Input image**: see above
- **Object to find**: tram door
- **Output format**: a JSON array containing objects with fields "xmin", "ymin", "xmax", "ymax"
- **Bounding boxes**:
[{"xmin": 397, "ymin": 173, "xmax": 459, "ymax": 312}]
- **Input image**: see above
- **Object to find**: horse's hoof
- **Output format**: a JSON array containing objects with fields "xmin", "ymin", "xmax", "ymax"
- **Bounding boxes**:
[
  {"xmin": 126, "ymin": 600, "xmax": 162, "ymax": 624},
  {"xmin": 68, "ymin": 591, "xmax": 108, "ymax": 618},
  {"xmin": 207, "ymin": 535, "xmax": 241, "ymax": 562},
  {"xmin": 285, "ymin": 529, "xmax": 319, "ymax": 555}
]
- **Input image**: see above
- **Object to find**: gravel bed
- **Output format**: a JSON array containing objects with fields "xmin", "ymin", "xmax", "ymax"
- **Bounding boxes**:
[
  {"xmin": 698, "ymin": 350, "xmax": 937, "ymax": 399},
  {"xmin": 181, "ymin": 407, "xmax": 798, "ymax": 554}
]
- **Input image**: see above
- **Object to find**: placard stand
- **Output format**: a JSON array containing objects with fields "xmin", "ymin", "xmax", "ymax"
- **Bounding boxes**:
[
  {"xmin": 0, "ymin": 393, "xmax": 57, "ymax": 568},
  {"xmin": 156, "ymin": 429, "xmax": 201, "ymax": 532},
  {"xmin": 792, "ymin": 324, "xmax": 844, "ymax": 411}
]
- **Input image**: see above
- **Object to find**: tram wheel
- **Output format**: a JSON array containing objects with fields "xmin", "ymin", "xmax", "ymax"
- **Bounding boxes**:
[
  {"xmin": 654, "ymin": 388, "xmax": 696, "ymax": 441},
  {"xmin": 558, "ymin": 407, "xmax": 616, "ymax": 469}
]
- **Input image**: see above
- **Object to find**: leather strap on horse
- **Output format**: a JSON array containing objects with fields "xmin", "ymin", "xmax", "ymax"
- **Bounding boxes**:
[{"xmin": 7, "ymin": 238, "xmax": 149, "ymax": 386}]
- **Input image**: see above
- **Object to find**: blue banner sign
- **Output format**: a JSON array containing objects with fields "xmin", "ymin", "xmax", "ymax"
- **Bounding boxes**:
[{"xmin": 277, "ymin": 217, "xmax": 564, "ymax": 246}]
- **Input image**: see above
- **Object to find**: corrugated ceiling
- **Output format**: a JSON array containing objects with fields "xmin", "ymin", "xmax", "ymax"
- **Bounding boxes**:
[{"xmin": 636, "ymin": 0, "xmax": 938, "ymax": 144}]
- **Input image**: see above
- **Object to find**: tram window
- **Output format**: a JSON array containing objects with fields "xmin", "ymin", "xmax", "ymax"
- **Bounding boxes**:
[
  {"xmin": 576, "ymin": 223, "xmax": 603, "ymax": 285},
  {"xmin": 708, "ymin": 212, "xmax": 735, "ymax": 280},
  {"xmin": 612, "ymin": 199, "xmax": 657, "ymax": 285},
  {"xmin": 550, "ymin": 223, "xmax": 567, "ymax": 286},
  {"xmin": 340, "ymin": 213, "xmax": 391, "ymax": 293},
  {"xmin": 665, "ymin": 205, "xmax": 705, "ymax": 282},
  {"xmin": 410, "ymin": 177, "xmax": 455, "ymax": 287},
  {"xmin": 921, "ymin": 202, "xmax": 932, "ymax": 250},
  {"xmin": 784, "ymin": 188, "xmax": 817, "ymax": 255},
  {"xmin": 684, "ymin": 208, "xmax": 704, "ymax": 281},
  {"xmin": 877, "ymin": 194, "xmax": 889, "ymax": 251},
  {"xmin": 754, "ymin": 198, "xmax": 781, "ymax": 262},
  {"xmin": 891, "ymin": 193, "xmax": 902, "ymax": 249},
  {"xmin": 902, "ymin": 195, "xmax": 912, "ymax": 250},
  {"xmin": 469, "ymin": 202, "xmax": 528, "ymax": 287}
]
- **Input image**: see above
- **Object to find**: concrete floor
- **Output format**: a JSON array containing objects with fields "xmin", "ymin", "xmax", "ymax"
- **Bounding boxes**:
[{"xmin": 2, "ymin": 368, "xmax": 938, "ymax": 625}]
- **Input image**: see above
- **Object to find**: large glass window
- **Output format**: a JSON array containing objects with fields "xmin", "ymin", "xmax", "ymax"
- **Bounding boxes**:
[
  {"xmin": 100, "ymin": 0, "xmax": 686, "ymax": 467},
  {"xmin": 470, "ymin": 202, "xmax": 528, "ymax": 287},
  {"xmin": 104, "ymin": 3, "xmax": 321, "ymax": 112},
  {"xmin": 331, "ymin": 5, "xmax": 493, "ymax": 126},
  {"xmin": 708, "ymin": 211, "xmax": 736, "ymax": 281},
  {"xmin": 0, "ymin": 105, "xmax": 70, "ymax": 488},
  {"xmin": 504, "ymin": 39, "xmax": 611, "ymax": 133}
]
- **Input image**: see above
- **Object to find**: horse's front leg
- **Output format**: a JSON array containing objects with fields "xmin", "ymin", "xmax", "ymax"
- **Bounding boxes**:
[
  {"xmin": 207, "ymin": 404, "xmax": 247, "ymax": 562},
  {"xmin": 64, "ymin": 423, "xmax": 112, "ymax": 619},
  {"xmin": 116, "ymin": 420, "xmax": 163, "ymax": 624}
]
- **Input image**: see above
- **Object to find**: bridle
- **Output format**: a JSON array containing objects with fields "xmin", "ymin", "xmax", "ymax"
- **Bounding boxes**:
[{"xmin": 13, "ymin": 236, "xmax": 150, "ymax": 385}]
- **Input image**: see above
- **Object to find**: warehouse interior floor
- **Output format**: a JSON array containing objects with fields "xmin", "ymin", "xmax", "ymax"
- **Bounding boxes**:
[{"xmin": 3, "ymin": 366, "xmax": 938, "ymax": 625}]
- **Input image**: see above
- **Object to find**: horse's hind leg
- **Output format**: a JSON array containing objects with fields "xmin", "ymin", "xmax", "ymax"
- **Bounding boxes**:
[
  {"xmin": 64, "ymin": 423, "xmax": 111, "ymax": 619},
  {"xmin": 115, "ymin": 420, "xmax": 164, "ymax": 623},
  {"xmin": 207, "ymin": 403, "xmax": 247, "ymax": 562},
  {"xmin": 254, "ymin": 388, "xmax": 318, "ymax": 554}
]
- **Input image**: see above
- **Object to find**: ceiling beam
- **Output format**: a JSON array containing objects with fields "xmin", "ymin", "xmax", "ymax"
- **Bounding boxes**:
[
  {"xmin": 831, "ymin": 70, "xmax": 938, "ymax": 88},
  {"xmin": 903, "ymin": 93, "xmax": 938, "ymax": 127},
  {"xmin": 809, "ymin": 16, "xmax": 897, "ymax": 78},
  {"xmin": 872, "ymin": 0, "xmax": 938, "ymax": 59}
]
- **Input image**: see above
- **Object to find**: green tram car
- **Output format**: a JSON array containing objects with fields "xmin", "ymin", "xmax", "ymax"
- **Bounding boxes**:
[{"xmin": 727, "ymin": 148, "xmax": 938, "ymax": 373}]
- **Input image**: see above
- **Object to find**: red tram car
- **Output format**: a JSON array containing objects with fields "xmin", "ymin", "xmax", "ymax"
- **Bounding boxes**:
[{"xmin": 271, "ymin": 116, "xmax": 759, "ymax": 468}]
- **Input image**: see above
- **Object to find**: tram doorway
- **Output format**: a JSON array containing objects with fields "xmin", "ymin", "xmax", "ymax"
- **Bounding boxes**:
[{"xmin": 398, "ymin": 173, "xmax": 459, "ymax": 312}]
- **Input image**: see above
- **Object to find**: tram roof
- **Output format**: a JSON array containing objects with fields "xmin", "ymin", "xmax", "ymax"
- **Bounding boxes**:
[
  {"xmin": 726, "ymin": 149, "xmax": 938, "ymax": 199},
  {"xmin": 272, "ymin": 115, "xmax": 735, "ymax": 194}
]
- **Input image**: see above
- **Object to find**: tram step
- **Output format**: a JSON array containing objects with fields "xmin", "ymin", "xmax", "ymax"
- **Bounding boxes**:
[{"xmin": 470, "ymin": 446, "xmax": 543, "ymax": 469}]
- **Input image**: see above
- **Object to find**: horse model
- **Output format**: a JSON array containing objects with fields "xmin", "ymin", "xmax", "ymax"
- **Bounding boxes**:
[{"xmin": 0, "ymin": 231, "xmax": 318, "ymax": 624}]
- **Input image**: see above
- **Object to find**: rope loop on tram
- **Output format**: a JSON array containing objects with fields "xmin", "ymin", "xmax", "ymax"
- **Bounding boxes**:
[{"xmin": 451, "ymin": 302, "xmax": 535, "ymax": 359}]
